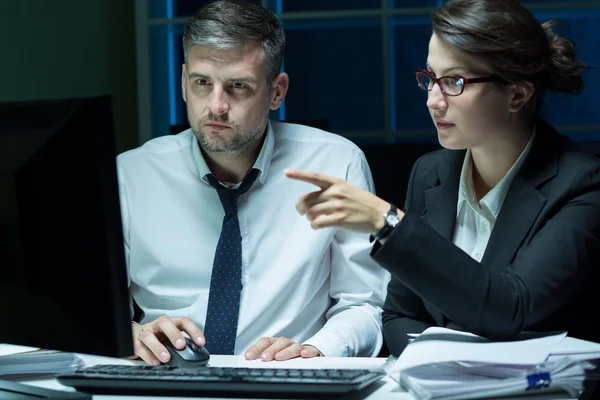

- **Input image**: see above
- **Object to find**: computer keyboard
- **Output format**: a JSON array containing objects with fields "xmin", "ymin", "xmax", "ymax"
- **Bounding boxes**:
[{"xmin": 56, "ymin": 364, "xmax": 384, "ymax": 398}]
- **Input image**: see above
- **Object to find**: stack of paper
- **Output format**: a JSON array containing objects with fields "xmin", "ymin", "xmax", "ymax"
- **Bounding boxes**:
[
  {"xmin": 388, "ymin": 327, "xmax": 600, "ymax": 400},
  {"xmin": 0, "ymin": 349, "xmax": 85, "ymax": 378}
]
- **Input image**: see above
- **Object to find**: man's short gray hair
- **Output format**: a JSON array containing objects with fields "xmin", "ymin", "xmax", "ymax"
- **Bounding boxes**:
[{"xmin": 183, "ymin": 0, "xmax": 285, "ymax": 82}]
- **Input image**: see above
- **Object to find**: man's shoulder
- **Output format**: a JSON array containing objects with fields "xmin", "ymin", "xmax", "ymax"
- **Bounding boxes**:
[
  {"xmin": 271, "ymin": 120, "xmax": 363, "ymax": 154},
  {"xmin": 117, "ymin": 129, "xmax": 194, "ymax": 165}
]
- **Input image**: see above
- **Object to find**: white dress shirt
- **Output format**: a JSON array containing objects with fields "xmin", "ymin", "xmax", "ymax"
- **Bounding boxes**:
[
  {"xmin": 116, "ymin": 120, "xmax": 390, "ymax": 357},
  {"xmin": 452, "ymin": 129, "xmax": 536, "ymax": 261}
]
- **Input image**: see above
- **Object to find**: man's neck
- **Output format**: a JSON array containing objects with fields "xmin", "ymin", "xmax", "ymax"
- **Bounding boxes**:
[{"xmin": 202, "ymin": 133, "xmax": 265, "ymax": 183}]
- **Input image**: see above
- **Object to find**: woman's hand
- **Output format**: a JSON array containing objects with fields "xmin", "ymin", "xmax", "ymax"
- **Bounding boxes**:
[{"xmin": 285, "ymin": 169, "xmax": 398, "ymax": 234}]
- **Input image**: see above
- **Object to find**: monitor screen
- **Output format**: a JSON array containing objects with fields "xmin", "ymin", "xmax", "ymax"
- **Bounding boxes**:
[{"xmin": 0, "ymin": 95, "xmax": 133, "ymax": 358}]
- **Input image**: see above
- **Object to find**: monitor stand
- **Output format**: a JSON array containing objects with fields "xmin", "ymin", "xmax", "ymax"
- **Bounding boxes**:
[{"xmin": 0, "ymin": 380, "xmax": 91, "ymax": 400}]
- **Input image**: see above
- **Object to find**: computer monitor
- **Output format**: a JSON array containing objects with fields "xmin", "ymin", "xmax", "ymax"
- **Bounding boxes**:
[{"xmin": 0, "ymin": 96, "xmax": 133, "ymax": 359}]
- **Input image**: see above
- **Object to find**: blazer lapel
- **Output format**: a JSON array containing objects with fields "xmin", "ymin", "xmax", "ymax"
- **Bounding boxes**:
[
  {"xmin": 424, "ymin": 149, "xmax": 464, "ymax": 239},
  {"xmin": 422, "ymin": 149, "xmax": 464, "ymax": 325},
  {"xmin": 482, "ymin": 122, "xmax": 560, "ymax": 269},
  {"xmin": 482, "ymin": 176, "xmax": 546, "ymax": 269}
]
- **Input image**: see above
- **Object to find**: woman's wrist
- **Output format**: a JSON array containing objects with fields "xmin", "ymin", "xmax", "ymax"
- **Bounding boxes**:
[{"xmin": 371, "ymin": 200, "xmax": 392, "ymax": 233}]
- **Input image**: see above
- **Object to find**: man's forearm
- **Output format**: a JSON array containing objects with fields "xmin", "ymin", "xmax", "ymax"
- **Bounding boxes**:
[{"xmin": 304, "ymin": 304, "xmax": 383, "ymax": 357}]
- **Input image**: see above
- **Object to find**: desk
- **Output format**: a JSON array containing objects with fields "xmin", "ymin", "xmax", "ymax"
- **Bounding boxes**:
[
  {"xmin": 13, "ymin": 354, "xmax": 408, "ymax": 400},
  {"xmin": 12, "ymin": 354, "xmax": 581, "ymax": 400}
]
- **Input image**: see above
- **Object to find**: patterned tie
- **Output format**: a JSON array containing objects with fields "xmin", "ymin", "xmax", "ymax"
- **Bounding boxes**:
[{"xmin": 203, "ymin": 168, "xmax": 259, "ymax": 355}]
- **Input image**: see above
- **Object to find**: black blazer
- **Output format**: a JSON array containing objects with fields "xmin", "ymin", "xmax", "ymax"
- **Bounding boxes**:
[{"xmin": 373, "ymin": 119, "xmax": 600, "ymax": 356}]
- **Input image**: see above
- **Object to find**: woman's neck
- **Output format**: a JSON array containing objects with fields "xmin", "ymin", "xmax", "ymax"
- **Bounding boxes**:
[{"xmin": 470, "ymin": 122, "xmax": 533, "ymax": 201}]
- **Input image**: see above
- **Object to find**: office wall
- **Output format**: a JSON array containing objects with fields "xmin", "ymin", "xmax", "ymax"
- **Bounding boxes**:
[
  {"xmin": 0, "ymin": 0, "xmax": 138, "ymax": 153},
  {"xmin": 144, "ymin": 1, "xmax": 600, "ymax": 145}
]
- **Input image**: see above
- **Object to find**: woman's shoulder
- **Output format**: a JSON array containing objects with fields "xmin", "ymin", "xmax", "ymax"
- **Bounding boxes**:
[
  {"xmin": 533, "ymin": 120, "xmax": 600, "ymax": 194},
  {"xmin": 411, "ymin": 146, "xmax": 463, "ymax": 180},
  {"xmin": 540, "ymin": 120, "xmax": 600, "ymax": 174},
  {"xmin": 557, "ymin": 141, "xmax": 600, "ymax": 176}
]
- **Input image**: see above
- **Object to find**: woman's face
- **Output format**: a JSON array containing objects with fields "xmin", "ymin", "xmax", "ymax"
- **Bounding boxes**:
[{"xmin": 425, "ymin": 33, "xmax": 516, "ymax": 150}]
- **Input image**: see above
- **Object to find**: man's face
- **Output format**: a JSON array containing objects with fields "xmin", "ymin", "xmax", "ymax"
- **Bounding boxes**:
[{"xmin": 181, "ymin": 41, "xmax": 275, "ymax": 153}]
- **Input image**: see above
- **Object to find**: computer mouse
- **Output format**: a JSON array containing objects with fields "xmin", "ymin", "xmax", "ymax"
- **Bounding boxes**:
[{"xmin": 164, "ymin": 338, "xmax": 210, "ymax": 368}]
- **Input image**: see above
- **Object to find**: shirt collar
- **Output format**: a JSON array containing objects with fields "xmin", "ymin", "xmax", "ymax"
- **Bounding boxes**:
[
  {"xmin": 192, "ymin": 119, "xmax": 275, "ymax": 187},
  {"xmin": 457, "ymin": 125, "xmax": 537, "ymax": 218},
  {"xmin": 456, "ymin": 151, "xmax": 475, "ymax": 216}
]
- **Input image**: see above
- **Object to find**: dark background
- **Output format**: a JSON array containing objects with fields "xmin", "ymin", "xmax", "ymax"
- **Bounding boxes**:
[{"xmin": 2, "ymin": 0, "xmax": 599, "ymax": 205}]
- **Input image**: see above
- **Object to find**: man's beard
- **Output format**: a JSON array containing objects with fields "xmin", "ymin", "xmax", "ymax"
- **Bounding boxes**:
[{"xmin": 191, "ymin": 111, "xmax": 268, "ymax": 153}]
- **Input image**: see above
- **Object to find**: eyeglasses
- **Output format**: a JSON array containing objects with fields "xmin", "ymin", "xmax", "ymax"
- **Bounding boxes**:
[{"xmin": 414, "ymin": 69, "xmax": 506, "ymax": 96}]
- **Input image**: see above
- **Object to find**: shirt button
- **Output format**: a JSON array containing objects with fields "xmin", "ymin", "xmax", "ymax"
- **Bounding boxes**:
[{"xmin": 475, "ymin": 252, "xmax": 482, "ymax": 260}]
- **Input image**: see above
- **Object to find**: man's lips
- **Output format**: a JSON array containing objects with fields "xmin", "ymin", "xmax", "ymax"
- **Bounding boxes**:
[{"xmin": 204, "ymin": 123, "xmax": 231, "ymax": 130}]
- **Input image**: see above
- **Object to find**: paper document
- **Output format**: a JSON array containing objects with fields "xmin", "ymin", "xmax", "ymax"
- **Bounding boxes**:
[
  {"xmin": 388, "ymin": 327, "xmax": 600, "ymax": 400},
  {"xmin": 0, "ymin": 349, "xmax": 85, "ymax": 377},
  {"xmin": 398, "ymin": 357, "xmax": 593, "ymax": 400},
  {"xmin": 396, "ymin": 327, "xmax": 567, "ymax": 371},
  {"xmin": 0, "ymin": 343, "xmax": 40, "ymax": 357}
]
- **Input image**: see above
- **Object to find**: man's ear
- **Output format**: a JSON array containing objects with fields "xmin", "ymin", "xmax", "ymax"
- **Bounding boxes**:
[
  {"xmin": 181, "ymin": 64, "xmax": 187, "ymax": 102},
  {"xmin": 508, "ymin": 81, "xmax": 534, "ymax": 113},
  {"xmin": 269, "ymin": 72, "xmax": 289, "ymax": 110}
]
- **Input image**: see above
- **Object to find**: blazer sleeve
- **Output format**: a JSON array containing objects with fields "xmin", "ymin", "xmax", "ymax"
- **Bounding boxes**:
[
  {"xmin": 372, "ymin": 165, "xmax": 600, "ymax": 342},
  {"xmin": 378, "ymin": 155, "xmax": 436, "ymax": 356}
]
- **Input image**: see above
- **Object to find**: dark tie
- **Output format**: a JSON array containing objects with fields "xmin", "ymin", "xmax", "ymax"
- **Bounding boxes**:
[{"xmin": 203, "ymin": 169, "xmax": 259, "ymax": 355}]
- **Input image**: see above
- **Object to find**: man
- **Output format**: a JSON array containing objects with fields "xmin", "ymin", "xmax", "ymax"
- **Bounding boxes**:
[{"xmin": 117, "ymin": 0, "xmax": 389, "ymax": 365}]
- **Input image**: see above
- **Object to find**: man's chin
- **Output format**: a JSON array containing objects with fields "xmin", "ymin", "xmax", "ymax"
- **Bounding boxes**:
[
  {"xmin": 198, "ymin": 138, "xmax": 244, "ymax": 153},
  {"xmin": 194, "ymin": 130, "xmax": 231, "ymax": 151},
  {"xmin": 199, "ymin": 142, "xmax": 236, "ymax": 153}
]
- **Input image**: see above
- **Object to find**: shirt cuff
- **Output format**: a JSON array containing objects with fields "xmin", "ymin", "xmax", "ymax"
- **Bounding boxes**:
[{"xmin": 302, "ymin": 331, "xmax": 350, "ymax": 357}]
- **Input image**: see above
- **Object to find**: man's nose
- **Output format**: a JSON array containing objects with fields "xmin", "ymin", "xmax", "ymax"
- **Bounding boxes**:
[{"xmin": 208, "ymin": 88, "xmax": 229, "ymax": 115}]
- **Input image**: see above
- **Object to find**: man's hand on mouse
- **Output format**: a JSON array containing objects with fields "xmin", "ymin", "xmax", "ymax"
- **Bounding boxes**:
[
  {"xmin": 131, "ymin": 316, "xmax": 205, "ymax": 366},
  {"xmin": 244, "ymin": 337, "xmax": 323, "ymax": 361}
]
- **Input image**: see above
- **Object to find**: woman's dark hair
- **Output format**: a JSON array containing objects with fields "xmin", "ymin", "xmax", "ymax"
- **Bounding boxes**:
[{"xmin": 431, "ymin": 0, "xmax": 589, "ymax": 116}]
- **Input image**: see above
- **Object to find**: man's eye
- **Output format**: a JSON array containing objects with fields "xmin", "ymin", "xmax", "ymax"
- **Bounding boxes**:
[
  {"xmin": 196, "ymin": 79, "xmax": 210, "ymax": 85},
  {"xmin": 232, "ymin": 83, "xmax": 246, "ymax": 89}
]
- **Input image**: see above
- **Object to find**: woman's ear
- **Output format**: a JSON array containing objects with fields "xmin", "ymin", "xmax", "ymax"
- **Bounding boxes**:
[{"xmin": 508, "ymin": 81, "xmax": 535, "ymax": 113}]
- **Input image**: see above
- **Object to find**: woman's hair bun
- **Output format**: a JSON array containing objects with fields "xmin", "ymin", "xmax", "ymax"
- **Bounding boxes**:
[{"xmin": 542, "ymin": 20, "xmax": 588, "ymax": 94}]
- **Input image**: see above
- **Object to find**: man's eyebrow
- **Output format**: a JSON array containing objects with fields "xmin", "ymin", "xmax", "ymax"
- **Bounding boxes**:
[
  {"xmin": 187, "ymin": 72, "xmax": 258, "ymax": 83},
  {"xmin": 228, "ymin": 76, "xmax": 258, "ymax": 83},
  {"xmin": 187, "ymin": 72, "xmax": 210, "ymax": 79}
]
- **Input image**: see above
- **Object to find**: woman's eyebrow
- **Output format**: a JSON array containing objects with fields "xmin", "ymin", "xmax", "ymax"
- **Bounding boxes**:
[{"xmin": 426, "ymin": 63, "xmax": 476, "ymax": 75}]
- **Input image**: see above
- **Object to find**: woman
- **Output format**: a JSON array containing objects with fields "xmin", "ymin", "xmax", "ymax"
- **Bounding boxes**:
[{"xmin": 285, "ymin": 0, "xmax": 600, "ymax": 356}]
